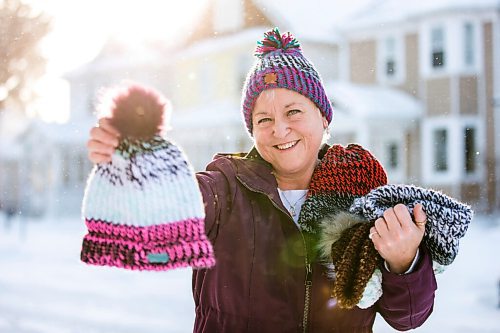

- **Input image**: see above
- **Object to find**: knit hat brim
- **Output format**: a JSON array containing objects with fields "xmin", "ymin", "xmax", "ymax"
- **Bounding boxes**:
[{"xmin": 81, "ymin": 218, "xmax": 216, "ymax": 270}]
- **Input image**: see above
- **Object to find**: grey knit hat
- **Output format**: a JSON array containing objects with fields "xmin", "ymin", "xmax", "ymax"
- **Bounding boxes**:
[
  {"xmin": 350, "ymin": 184, "xmax": 473, "ymax": 265},
  {"xmin": 317, "ymin": 183, "xmax": 473, "ymax": 309}
]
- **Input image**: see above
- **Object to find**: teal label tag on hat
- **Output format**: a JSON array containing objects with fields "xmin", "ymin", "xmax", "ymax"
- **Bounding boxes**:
[{"xmin": 147, "ymin": 253, "xmax": 169, "ymax": 263}]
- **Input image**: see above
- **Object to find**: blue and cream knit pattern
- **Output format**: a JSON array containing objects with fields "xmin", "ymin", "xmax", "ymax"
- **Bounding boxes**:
[
  {"xmin": 83, "ymin": 137, "xmax": 205, "ymax": 226},
  {"xmin": 350, "ymin": 184, "xmax": 473, "ymax": 266}
]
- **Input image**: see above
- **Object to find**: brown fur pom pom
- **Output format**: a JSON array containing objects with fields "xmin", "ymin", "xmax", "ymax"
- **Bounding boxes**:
[
  {"xmin": 317, "ymin": 212, "xmax": 366, "ymax": 262},
  {"xmin": 99, "ymin": 82, "xmax": 169, "ymax": 140},
  {"xmin": 317, "ymin": 212, "xmax": 383, "ymax": 309},
  {"xmin": 331, "ymin": 221, "xmax": 382, "ymax": 309}
]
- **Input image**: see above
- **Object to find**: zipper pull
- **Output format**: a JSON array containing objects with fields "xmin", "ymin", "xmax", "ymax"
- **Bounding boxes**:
[{"xmin": 305, "ymin": 263, "xmax": 312, "ymax": 286}]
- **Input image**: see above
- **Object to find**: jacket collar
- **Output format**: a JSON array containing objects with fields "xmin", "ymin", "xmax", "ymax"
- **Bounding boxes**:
[
  {"xmin": 244, "ymin": 144, "xmax": 329, "ymax": 161},
  {"xmin": 232, "ymin": 147, "xmax": 278, "ymax": 196},
  {"xmin": 221, "ymin": 145, "xmax": 330, "ymax": 215}
]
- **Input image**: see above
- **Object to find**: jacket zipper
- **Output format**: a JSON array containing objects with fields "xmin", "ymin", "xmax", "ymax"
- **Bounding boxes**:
[
  {"xmin": 303, "ymin": 262, "xmax": 312, "ymax": 332},
  {"xmin": 236, "ymin": 176, "xmax": 312, "ymax": 333}
]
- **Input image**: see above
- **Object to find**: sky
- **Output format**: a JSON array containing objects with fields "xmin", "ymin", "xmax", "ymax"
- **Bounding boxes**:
[
  {"xmin": 36, "ymin": 0, "xmax": 210, "ymax": 75},
  {"xmin": 26, "ymin": 0, "xmax": 209, "ymax": 122}
]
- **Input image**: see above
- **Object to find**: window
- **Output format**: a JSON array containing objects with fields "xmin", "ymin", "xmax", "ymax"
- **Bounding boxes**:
[
  {"xmin": 62, "ymin": 150, "xmax": 71, "ymax": 186},
  {"xmin": 431, "ymin": 27, "xmax": 445, "ymax": 68},
  {"xmin": 464, "ymin": 127, "xmax": 477, "ymax": 173},
  {"xmin": 385, "ymin": 38, "xmax": 396, "ymax": 76},
  {"xmin": 433, "ymin": 129, "xmax": 448, "ymax": 171},
  {"xmin": 387, "ymin": 142, "xmax": 399, "ymax": 169},
  {"xmin": 464, "ymin": 23, "xmax": 475, "ymax": 66}
]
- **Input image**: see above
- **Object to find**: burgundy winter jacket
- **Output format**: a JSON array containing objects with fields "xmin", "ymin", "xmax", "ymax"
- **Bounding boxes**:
[{"xmin": 193, "ymin": 146, "xmax": 437, "ymax": 333}]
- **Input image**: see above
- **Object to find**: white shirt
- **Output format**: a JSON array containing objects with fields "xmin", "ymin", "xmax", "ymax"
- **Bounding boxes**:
[{"xmin": 277, "ymin": 188, "xmax": 308, "ymax": 227}]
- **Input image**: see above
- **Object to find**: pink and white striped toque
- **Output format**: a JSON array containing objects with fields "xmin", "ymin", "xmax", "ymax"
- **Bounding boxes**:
[{"xmin": 80, "ymin": 82, "xmax": 215, "ymax": 271}]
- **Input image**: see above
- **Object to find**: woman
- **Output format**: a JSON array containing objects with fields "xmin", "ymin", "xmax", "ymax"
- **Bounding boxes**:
[{"xmin": 86, "ymin": 28, "xmax": 436, "ymax": 332}]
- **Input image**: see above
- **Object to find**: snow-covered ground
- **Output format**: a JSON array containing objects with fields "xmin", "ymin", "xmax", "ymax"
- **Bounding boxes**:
[{"xmin": 0, "ymin": 213, "xmax": 499, "ymax": 333}]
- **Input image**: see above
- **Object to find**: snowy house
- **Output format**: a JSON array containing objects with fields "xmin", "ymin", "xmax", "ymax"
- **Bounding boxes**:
[
  {"xmin": 38, "ymin": 118, "xmax": 95, "ymax": 217},
  {"xmin": 66, "ymin": 0, "xmax": 500, "ymax": 212},
  {"xmin": 0, "ymin": 111, "xmax": 57, "ymax": 217},
  {"xmin": 339, "ymin": 0, "xmax": 500, "ymax": 211},
  {"xmin": 0, "ymin": 110, "xmax": 95, "ymax": 217},
  {"xmin": 0, "ymin": 111, "xmax": 27, "ymax": 217}
]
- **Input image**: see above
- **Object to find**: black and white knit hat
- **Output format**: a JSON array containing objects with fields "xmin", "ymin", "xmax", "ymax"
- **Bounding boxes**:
[
  {"xmin": 350, "ymin": 184, "xmax": 473, "ymax": 265},
  {"xmin": 81, "ymin": 83, "xmax": 216, "ymax": 271},
  {"xmin": 318, "ymin": 183, "xmax": 473, "ymax": 309}
]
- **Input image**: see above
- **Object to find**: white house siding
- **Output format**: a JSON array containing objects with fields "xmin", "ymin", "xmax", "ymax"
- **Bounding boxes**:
[{"xmin": 341, "ymin": 2, "xmax": 499, "ymax": 211}]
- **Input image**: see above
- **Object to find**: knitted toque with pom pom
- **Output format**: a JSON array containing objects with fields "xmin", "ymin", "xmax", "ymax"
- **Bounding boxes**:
[
  {"xmin": 80, "ymin": 83, "xmax": 215, "ymax": 271},
  {"xmin": 299, "ymin": 144, "xmax": 388, "ymax": 234},
  {"xmin": 241, "ymin": 27, "xmax": 333, "ymax": 134}
]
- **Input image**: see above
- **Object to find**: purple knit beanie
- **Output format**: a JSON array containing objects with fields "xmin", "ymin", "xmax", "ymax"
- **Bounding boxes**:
[{"xmin": 241, "ymin": 27, "xmax": 333, "ymax": 134}]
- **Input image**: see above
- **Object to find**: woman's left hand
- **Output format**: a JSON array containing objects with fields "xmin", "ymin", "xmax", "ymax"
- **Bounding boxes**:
[{"xmin": 369, "ymin": 203, "xmax": 427, "ymax": 274}]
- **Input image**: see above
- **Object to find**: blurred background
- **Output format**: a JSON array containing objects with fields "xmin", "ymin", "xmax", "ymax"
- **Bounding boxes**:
[{"xmin": 0, "ymin": 0, "xmax": 499, "ymax": 332}]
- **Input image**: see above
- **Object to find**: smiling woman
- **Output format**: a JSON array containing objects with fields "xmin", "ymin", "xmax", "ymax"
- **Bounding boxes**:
[{"xmin": 79, "ymin": 26, "xmax": 450, "ymax": 333}]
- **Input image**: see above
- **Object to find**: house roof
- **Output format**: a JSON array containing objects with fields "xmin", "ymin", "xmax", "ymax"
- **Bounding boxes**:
[
  {"xmin": 341, "ymin": 0, "xmax": 500, "ymax": 30},
  {"xmin": 325, "ymin": 80, "xmax": 423, "ymax": 121},
  {"xmin": 65, "ymin": 38, "xmax": 170, "ymax": 79},
  {"xmin": 185, "ymin": 0, "xmax": 374, "ymax": 45},
  {"xmin": 176, "ymin": 27, "xmax": 263, "ymax": 59},
  {"xmin": 256, "ymin": 0, "xmax": 372, "ymax": 43},
  {"xmin": 184, "ymin": 0, "xmax": 274, "ymax": 44},
  {"xmin": 67, "ymin": 0, "xmax": 375, "ymax": 76}
]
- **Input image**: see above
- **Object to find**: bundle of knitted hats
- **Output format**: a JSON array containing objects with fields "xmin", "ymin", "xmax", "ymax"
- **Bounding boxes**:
[
  {"xmin": 80, "ymin": 83, "xmax": 215, "ymax": 271},
  {"xmin": 299, "ymin": 144, "xmax": 388, "ymax": 308},
  {"xmin": 299, "ymin": 144, "xmax": 473, "ymax": 309}
]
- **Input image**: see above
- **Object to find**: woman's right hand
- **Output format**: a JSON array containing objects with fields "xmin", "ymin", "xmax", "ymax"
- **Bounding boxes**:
[{"xmin": 87, "ymin": 118, "xmax": 120, "ymax": 164}]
